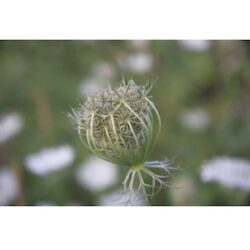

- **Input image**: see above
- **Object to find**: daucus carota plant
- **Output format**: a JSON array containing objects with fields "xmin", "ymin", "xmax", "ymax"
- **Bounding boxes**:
[{"xmin": 70, "ymin": 79, "xmax": 176, "ymax": 204}]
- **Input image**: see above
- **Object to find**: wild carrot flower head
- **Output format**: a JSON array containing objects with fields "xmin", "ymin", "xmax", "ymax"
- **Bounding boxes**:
[
  {"xmin": 71, "ymin": 80, "xmax": 161, "ymax": 167},
  {"xmin": 70, "ymin": 79, "xmax": 176, "ymax": 205}
]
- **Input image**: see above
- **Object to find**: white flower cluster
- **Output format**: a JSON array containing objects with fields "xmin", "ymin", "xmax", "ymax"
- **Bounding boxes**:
[
  {"xmin": 0, "ymin": 168, "xmax": 19, "ymax": 205},
  {"xmin": 180, "ymin": 108, "xmax": 210, "ymax": 131},
  {"xmin": 0, "ymin": 112, "xmax": 24, "ymax": 144},
  {"xmin": 116, "ymin": 40, "xmax": 154, "ymax": 74},
  {"xmin": 76, "ymin": 156, "xmax": 118, "ymax": 192},
  {"xmin": 200, "ymin": 156, "xmax": 250, "ymax": 191},
  {"xmin": 79, "ymin": 62, "xmax": 116, "ymax": 96},
  {"xmin": 125, "ymin": 53, "xmax": 154, "ymax": 74},
  {"xmin": 98, "ymin": 189, "xmax": 146, "ymax": 206},
  {"xmin": 25, "ymin": 144, "xmax": 75, "ymax": 176},
  {"xmin": 178, "ymin": 40, "xmax": 211, "ymax": 52}
]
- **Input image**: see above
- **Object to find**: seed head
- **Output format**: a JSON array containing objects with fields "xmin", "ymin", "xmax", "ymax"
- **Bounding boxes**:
[
  {"xmin": 70, "ymin": 79, "xmax": 177, "ymax": 205},
  {"xmin": 70, "ymin": 80, "xmax": 161, "ymax": 167}
]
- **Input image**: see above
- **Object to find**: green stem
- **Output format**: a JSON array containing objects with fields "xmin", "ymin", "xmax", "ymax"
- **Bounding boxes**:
[{"xmin": 133, "ymin": 164, "xmax": 154, "ymax": 206}]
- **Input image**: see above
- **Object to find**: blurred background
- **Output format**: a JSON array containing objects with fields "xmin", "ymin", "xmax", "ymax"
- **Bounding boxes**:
[{"xmin": 1, "ymin": 40, "xmax": 250, "ymax": 206}]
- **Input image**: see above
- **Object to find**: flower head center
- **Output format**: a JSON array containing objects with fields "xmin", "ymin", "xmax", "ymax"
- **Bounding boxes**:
[{"xmin": 131, "ymin": 163, "xmax": 144, "ymax": 172}]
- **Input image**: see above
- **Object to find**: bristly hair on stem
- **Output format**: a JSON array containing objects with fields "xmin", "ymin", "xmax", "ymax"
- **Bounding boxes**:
[{"xmin": 69, "ymin": 79, "xmax": 178, "ymax": 205}]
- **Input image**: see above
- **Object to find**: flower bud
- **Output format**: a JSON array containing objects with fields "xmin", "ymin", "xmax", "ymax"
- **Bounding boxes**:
[
  {"xmin": 70, "ymin": 79, "xmax": 176, "ymax": 205},
  {"xmin": 71, "ymin": 80, "xmax": 161, "ymax": 167}
]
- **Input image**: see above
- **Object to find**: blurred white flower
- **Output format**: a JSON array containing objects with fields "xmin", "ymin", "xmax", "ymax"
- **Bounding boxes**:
[
  {"xmin": 0, "ymin": 112, "xmax": 24, "ymax": 144},
  {"xmin": 25, "ymin": 144, "xmax": 75, "ymax": 176},
  {"xmin": 92, "ymin": 62, "xmax": 116, "ymax": 80},
  {"xmin": 98, "ymin": 189, "xmax": 146, "ymax": 206},
  {"xmin": 76, "ymin": 156, "xmax": 118, "ymax": 192},
  {"xmin": 178, "ymin": 40, "xmax": 211, "ymax": 52},
  {"xmin": 125, "ymin": 52, "xmax": 154, "ymax": 74},
  {"xmin": 0, "ymin": 168, "xmax": 19, "ymax": 205},
  {"xmin": 180, "ymin": 109, "xmax": 210, "ymax": 130},
  {"xmin": 79, "ymin": 62, "xmax": 116, "ymax": 96},
  {"xmin": 128, "ymin": 40, "xmax": 150, "ymax": 51},
  {"xmin": 200, "ymin": 156, "xmax": 250, "ymax": 191},
  {"xmin": 79, "ymin": 77, "xmax": 105, "ymax": 96},
  {"xmin": 170, "ymin": 175, "xmax": 196, "ymax": 205}
]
